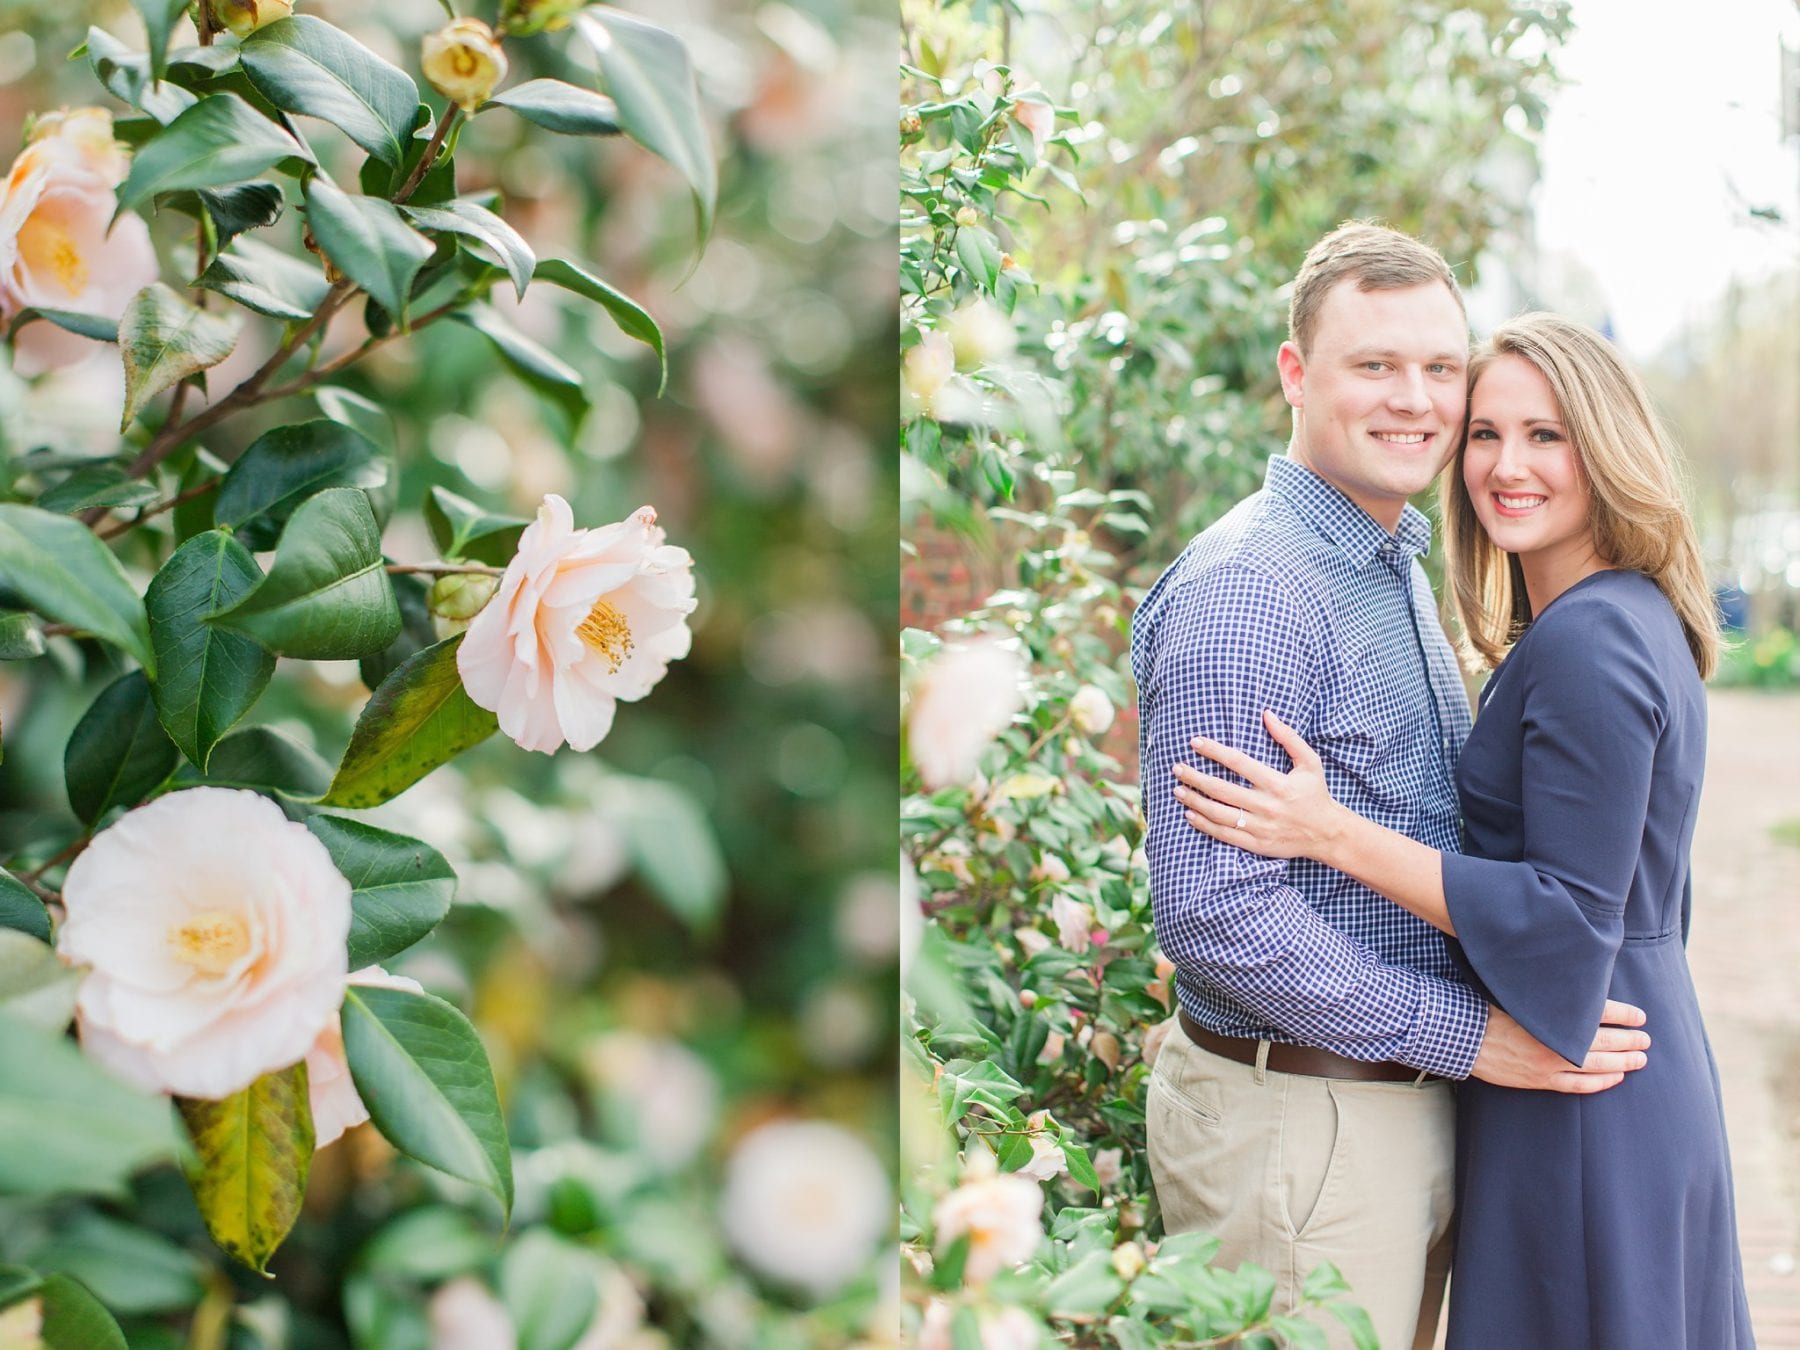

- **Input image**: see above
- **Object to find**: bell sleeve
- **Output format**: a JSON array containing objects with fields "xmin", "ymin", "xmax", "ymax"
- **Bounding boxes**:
[{"xmin": 1438, "ymin": 596, "xmax": 1665, "ymax": 1067}]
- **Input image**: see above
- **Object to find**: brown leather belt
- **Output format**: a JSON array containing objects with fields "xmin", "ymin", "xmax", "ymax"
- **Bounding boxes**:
[{"xmin": 1179, "ymin": 1009, "xmax": 1439, "ymax": 1085}]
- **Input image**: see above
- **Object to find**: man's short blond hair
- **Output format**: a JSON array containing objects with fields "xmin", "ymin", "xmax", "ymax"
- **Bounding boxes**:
[{"xmin": 1288, "ymin": 221, "xmax": 1464, "ymax": 354}]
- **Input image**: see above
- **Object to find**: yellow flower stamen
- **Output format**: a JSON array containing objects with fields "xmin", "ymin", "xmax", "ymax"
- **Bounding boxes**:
[
  {"xmin": 169, "ymin": 909, "xmax": 251, "ymax": 977},
  {"xmin": 575, "ymin": 598, "xmax": 635, "ymax": 673},
  {"xmin": 17, "ymin": 215, "xmax": 88, "ymax": 298}
]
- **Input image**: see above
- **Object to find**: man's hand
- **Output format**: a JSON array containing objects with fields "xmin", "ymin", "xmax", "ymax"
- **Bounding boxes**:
[{"xmin": 1470, "ymin": 1001, "xmax": 1650, "ymax": 1093}]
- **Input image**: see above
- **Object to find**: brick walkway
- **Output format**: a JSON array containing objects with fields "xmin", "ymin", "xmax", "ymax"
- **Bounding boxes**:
[{"xmin": 1690, "ymin": 690, "xmax": 1800, "ymax": 1345}]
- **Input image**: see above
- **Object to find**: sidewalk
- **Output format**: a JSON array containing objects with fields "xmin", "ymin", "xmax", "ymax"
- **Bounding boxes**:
[{"xmin": 1689, "ymin": 689, "xmax": 1800, "ymax": 1345}]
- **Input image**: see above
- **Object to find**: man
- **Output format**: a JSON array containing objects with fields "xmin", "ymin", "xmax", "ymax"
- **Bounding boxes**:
[{"xmin": 1129, "ymin": 222, "xmax": 1651, "ymax": 1349}]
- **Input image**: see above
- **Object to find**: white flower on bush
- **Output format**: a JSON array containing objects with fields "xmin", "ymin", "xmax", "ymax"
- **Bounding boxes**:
[
  {"xmin": 1092, "ymin": 1147, "xmax": 1124, "ymax": 1189},
  {"xmin": 1028, "ymin": 854, "xmax": 1069, "ymax": 885},
  {"xmin": 1051, "ymin": 894, "xmax": 1094, "ymax": 955},
  {"xmin": 0, "ymin": 107, "xmax": 157, "ymax": 375},
  {"xmin": 918, "ymin": 1300, "xmax": 1038, "ymax": 1350},
  {"xmin": 581, "ymin": 1030, "xmax": 718, "ymax": 1170},
  {"xmin": 457, "ymin": 495, "xmax": 696, "ymax": 754},
  {"xmin": 907, "ymin": 640, "xmax": 1024, "ymax": 790},
  {"xmin": 719, "ymin": 1119, "xmax": 892, "ymax": 1299},
  {"xmin": 1068, "ymin": 684, "xmax": 1114, "ymax": 736},
  {"xmin": 1010, "ymin": 87, "xmax": 1057, "ymax": 161},
  {"xmin": 1013, "ymin": 926, "xmax": 1052, "ymax": 960},
  {"xmin": 58, "ymin": 787, "xmax": 350, "ymax": 1100},
  {"xmin": 944, "ymin": 299, "xmax": 1016, "ymax": 371},
  {"xmin": 932, "ymin": 1164, "xmax": 1043, "ymax": 1284},
  {"xmin": 902, "ymin": 330, "xmax": 954, "ymax": 420},
  {"xmin": 307, "ymin": 966, "xmax": 426, "ymax": 1147},
  {"xmin": 427, "ymin": 1277, "xmax": 515, "ymax": 1350},
  {"xmin": 1014, "ymin": 1133, "xmax": 1068, "ymax": 1184},
  {"xmin": 421, "ymin": 18, "xmax": 507, "ymax": 112}
]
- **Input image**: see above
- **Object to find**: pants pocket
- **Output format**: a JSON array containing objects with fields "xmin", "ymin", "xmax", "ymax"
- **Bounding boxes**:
[{"xmin": 1280, "ymin": 1079, "xmax": 1344, "ymax": 1241}]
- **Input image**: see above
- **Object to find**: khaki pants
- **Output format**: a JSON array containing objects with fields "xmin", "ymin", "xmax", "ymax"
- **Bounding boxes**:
[{"xmin": 1146, "ymin": 1018, "xmax": 1456, "ymax": 1350}]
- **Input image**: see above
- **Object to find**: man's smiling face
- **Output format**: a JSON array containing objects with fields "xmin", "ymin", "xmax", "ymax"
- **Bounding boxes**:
[{"xmin": 1276, "ymin": 278, "xmax": 1469, "ymax": 530}]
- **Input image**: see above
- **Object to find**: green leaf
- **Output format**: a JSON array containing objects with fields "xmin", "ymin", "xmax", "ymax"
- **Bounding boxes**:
[
  {"xmin": 304, "ymin": 175, "xmax": 434, "ymax": 323},
  {"xmin": 401, "ymin": 200, "xmax": 534, "ymax": 301},
  {"xmin": 176, "ymin": 725, "xmax": 333, "ymax": 797},
  {"xmin": 119, "ymin": 93, "xmax": 312, "ymax": 213},
  {"xmin": 574, "ymin": 9, "xmax": 716, "ymax": 245},
  {"xmin": 87, "ymin": 25, "xmax": 196, "ymax": 124},
  {"xmin": 0, "ymin": 1010, "xmax": 178, "ymax": 1198},
  {"xmin": 177, "ymin": 1062, "xmax": 314, "ymax": 1274},
  {"xmin": 213, "ymin": 418, "xmax": 390, "ymax": 551},
  {"xmin": 423, "ymin": 486, "xmax": 526, "ymax": 566},
  {"xmin": 483, "ymin": 79, "xmax": 620, "ymax": 137},
  {"xmin": 65, "ymin": 671, "xmax": 179, "ymax": 825},
  {"xmin": 5, "ymin": 307, "xmax": 119, "ymax": 343},
  {"xmin": 532, "ymin": 257, "xmax": 665, "ymax": 392},
  {"xmin": 1270, "ymin": 1315, "xmax": 1330, "ymax": 1350},
  {"xmin": 208, "ymin": 487, "xmax": 402, "ymax": 660},
  {"xmin": 357, "ymin": 570, "xmax": 435, "ymax": 690},
  {"xmin": 321, "ymin": 636, "xmax": 497, "ymax": 809},
  {"xmin": 175, "ymin": 181, "xmax": 286, "ymax": 249},
  {"xmin": 304, "ymin": 816, "xmax": 456, "ymax": 968},
  {"xmin": 26, "ymin": 1212, "xmax": 206, "ymax": 1316},
  {"xmin": 0, "ymin": 871, "xmax": 49, "ymax": 943},
  {"xmin": 146, "ymin": 531, "xmax": 276, "ymax": 769},
  {"xmin": 0, "ymin": 504, "xmax": 153, "ymax": 669},
  {"xmin": 1043, "ymin": 1250, "xmax": 1124, "ymax": 1317},
  {"xmin": 615, "ymin": 777, "xmax": 726, "ymax": 928},
  {"xmin": 500, "ymin": 1230, "xmax": 598, "ymax": 1350},
  {"xmin": 34, "ymin": 466, "xmax": 160, "ymax": 516},
  {"xmin": 1059, "ymin": 1133, "xmax": 1102, "ymax": 1193},
  {"xmin": 36, "ymin": 1274, "xmax": 130, "ymax": 1350},
  {"xmin": 0, "ymin": 929, "xmax": 78, "ymax": 1032},
  {"xmin": 451, "ymin": 307, "xmax": 587, "ymax": 428},
  {"xmin": 341, "ymin": 986, "xmax": 512, "ymax": 1218},
  {"xmin": 1324, "ymin": 1302, "xmax": 1381, "ymax": 1350},
  {"xmin": 132, "ymin": 0, "xmax": 190, "ymax": 81},
  {"xmin": 241, "ymin": 16, "xmax": 419, "ymax": 167},
  {"xmin": 955, "ymin": 225, "xmax": 1001, "ymax": 290},
  {"xmin": 195, "ymin": 234, "xmax": 332, "ymax": 321},
  {"xmin": 356, "ymin": 1206, "xmax": 493, "ymax": 1283},
  {"xmin": 0, "ymin": 612, "xmax": 45, "ymax": 661},
  {"xmin": 118, "ymin": 282, "xmax": 242, "ymax": 431}
]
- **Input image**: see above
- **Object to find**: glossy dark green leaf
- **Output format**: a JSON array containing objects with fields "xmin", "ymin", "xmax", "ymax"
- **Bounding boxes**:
[
  {"xmin": 213, "ymin": 418, "xmax": 390, "ymax": 551},
  {"xmin": 119, "ymin": 93, "xmax": 312, "ymax": 212},
  {"xmin": 304, "ymin": 175, "xmax": 434, "ymax": 323},
  {"xmin": 0, "ymin": 504, "xmax": 153, "ymax": 670},
  {"xmin": 195, "ymin": 234, "xmax": 332, "ymax": 322},
  {"xmin": 4, "ymin": 307, "xmax": 118, "ymax": 343},
  {"xmin": 64, "ymin": 671, "xmax": 179, "ymax": 825},
  {"xmin": 342, "ymin": 986, "xmax": 512, "ymax": 1218},
  {"xmin": 482, "ymin": 78, "xmax": 620, "ymax": 137},
  {"xmin": 34, "ymin": 466, "xmax": 160, "ymax": 516},
  {"xmin": 119, "ymin": 282, "xmax": 242, "ymax": 431},
  {"xmin": 0, "ymin": 1009, "xmax": 178, "ymax": 1198},
  {"xmin": 175, "ymin": 725, "xmax": 333, "ymax": 797},
  {"xmin": 401, "ymin": 200, "xmax": 534, "ymax": 300},
  {"xmin": 241, "ymin": 16, "xmax": 419, "ymax": 168},
  {"xmin": 304, "ymin": 816, "xmax": 456, "ymax": 968},
  {"xmin": 208, "ymin": 487, "xmax": 402, "ymax": 660},
  {"xmin": 423, "ymin": 486, "xmax": 526, "ymax": 566},
  {"xmin": 500, "ymin": 1230, "xmax": 598, "ymax": 1350},
  {"xmin": 177, "ymin": 1062, "xmax": 314, "ymax": 1274},
  {"xmin": 87, "ymin": 25, "xmax": 196, "ymax": 123},
  {"xmin": 0, "ymin": 871, "xmax": 49, "ymax": 943},
  {"xmin": 179, "ymin": 181, "xmax": 286, "ymax": 248},
  {"xmin": 573, "ymin": 8, "xmax": 716, "ymax": 244},
  {"xmin": 321, "ymin": 636, "xmax": 497, "ymax": 808},
  {"xmin": 131, "ymin": 0, "xmax": 189, "ymax": 81},
  {"xmin": 0, "ymin": 930, "xmax": 78, "ymax": 1032},
  {"xmin": 356, "ymin": 570, "xmax": 435, "ymax": 690},
  {"xmin": 532, "ymin": 258, "xmax": 665, "ymax": 392},
  {"xmin": 36, "ymin": 1273, "xmax": 129, "ymax": 1350},
  {"xmin": 451, "ymin": 307, "xmax": 587, "ymax": 429},
  {"xmin": 146, "ymin": 531, "xmax": 276, "ymax": 769},
  {"xmin": 0, "ymin": 612, "xmax": 45, "ymax": 661}
]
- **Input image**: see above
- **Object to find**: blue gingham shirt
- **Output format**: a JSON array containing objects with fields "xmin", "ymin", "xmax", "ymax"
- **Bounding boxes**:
[{"xmin": 1131, "ymin": 455, "xmax": 1487, "ymax": 1078}]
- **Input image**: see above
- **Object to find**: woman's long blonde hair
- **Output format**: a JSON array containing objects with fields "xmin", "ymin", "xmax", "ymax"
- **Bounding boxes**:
[{"xmin": 1440, "ymin": 313, "xmax": 1720, "ymax": 678}]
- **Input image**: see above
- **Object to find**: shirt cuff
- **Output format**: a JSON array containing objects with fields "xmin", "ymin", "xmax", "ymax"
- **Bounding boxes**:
[{"xmin": 1399, "ymin": 975, "xmax": 1488, "ymax": 1079}]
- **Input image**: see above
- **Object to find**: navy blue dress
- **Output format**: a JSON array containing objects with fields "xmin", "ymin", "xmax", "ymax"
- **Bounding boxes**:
[{"xmin": 1438, "ymin": 570, "xmax": 1754, "ymax": 1349}]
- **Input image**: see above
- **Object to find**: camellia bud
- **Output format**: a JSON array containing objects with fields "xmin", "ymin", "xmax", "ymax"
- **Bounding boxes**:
[
  {"xmin": 900, "ymin": 110, "xmax": 923, "ymax": 139},
  {"xmin": 209, "ymin": 0, "xmax": 295, "ymax": 37},
  {"xmin": 427, "ymin": 572, "xmax": 500, "ymax": 622},
  {"xmin": 1069, "ymin": 685, "xmax": 1115, "ymax": 737},
  {"xmin": 953, "ymin": 205, "xmax": 980, "ymax": 227},
  {"xmin": 422, "ymin": 18, "xmax": 507, "ymax": 112},
  {"xmin": 499, "ymin": 0, "xmax": 584, "ymax": 35},
  {"xmin": 1111, "ymin": 1241, "xmax": 1147, "ymax": 1281}
]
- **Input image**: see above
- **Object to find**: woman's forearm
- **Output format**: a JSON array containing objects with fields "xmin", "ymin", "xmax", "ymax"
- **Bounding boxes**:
[{"xmin": 1321, "ymin": 807, "xmax": 1456, "ymax": 935}]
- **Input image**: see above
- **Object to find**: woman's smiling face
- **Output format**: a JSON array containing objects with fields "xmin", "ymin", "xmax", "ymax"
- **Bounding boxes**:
[{"xmin": 1463, "ymin": 353, "xmax": 1596, "ymax": 566}]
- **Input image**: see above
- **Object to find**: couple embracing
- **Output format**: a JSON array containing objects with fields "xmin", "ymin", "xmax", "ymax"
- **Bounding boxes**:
[{"xmin": 1132, "ymin": 223, "xmax": 1753, "ymax": 1348}]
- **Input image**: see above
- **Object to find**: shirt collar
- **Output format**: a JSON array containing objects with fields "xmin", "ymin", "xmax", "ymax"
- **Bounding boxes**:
[{"xmin": 1264, "ymin": 454, "xmax": 1433, "ymax": 568}]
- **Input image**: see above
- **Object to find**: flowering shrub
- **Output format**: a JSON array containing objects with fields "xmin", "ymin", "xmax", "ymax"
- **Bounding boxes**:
[{"xmin": 0, "ymin": 0, "xmax": 900, "ymax": 1342}]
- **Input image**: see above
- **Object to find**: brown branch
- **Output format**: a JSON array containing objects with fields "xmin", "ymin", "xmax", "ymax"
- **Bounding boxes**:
[
  {"xmin": 96, "ymin": 474, "xmax": 221, "ymax": 540},
  {"xmin": 24, "ymin": 831, "xmax": 91, "ymax": 883},
  {"xmin": 386, "ymin": 561, "xmax": 504, "ymax": 577},
  {"xmin": 394, "ymin": 104, "xmax": 460, "ymax": 206}
]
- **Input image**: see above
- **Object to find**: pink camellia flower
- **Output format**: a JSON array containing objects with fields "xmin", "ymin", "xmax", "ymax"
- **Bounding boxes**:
[
  {"xmin": 58, "ymin": 787, "xmax": 351, "ymax": 1100},
  {"xmin": 1010, "ymin": 89, "xmax": 1056, "ymax": 160},
  {"xmin": 457, "ymin": 495, "xmax": 697, "ymax": 754},
  {"xmin": 307, "ymin": 965, "xmax": 426, "ymax": 1147},
  {"xmin": 932, "ymin": 1163, "xmax": 1044, "ymax": 1284},
  {"xmin": 1051, "ymin": 893, "xmax": 1095, "ymax": 954},
  {"xmin": 0, "ymin": 108, "xmax": 157, "ymax": 375},
  {"xmin": 907, "ymin": 640, "xmax": 1024, "ymax": 790}
]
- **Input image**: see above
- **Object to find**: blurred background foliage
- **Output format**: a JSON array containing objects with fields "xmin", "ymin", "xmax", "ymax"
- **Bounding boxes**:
[
  {"xmin": 900, "ymin": 0, "xmax": 1578, "ymax": 1344},
  {"xmin": 0, "ymin": 0, "xmax": 898, "ymax": 1344}
]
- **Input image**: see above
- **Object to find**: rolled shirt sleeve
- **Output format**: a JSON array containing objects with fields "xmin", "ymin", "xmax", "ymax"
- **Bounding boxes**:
[
  {"xmin": 1141, "ymin": 563, "xmax": 1488, "ymax": 1078},
  {"xmin": 1440, "ymin": 600, "xmax": 1659, "ymax": 1067}
]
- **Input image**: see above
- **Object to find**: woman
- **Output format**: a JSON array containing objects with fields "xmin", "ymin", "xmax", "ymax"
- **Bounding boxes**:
[{"xmin": 1170, "ymin": 314, "xmax": 1753, "ymax": 1348}]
